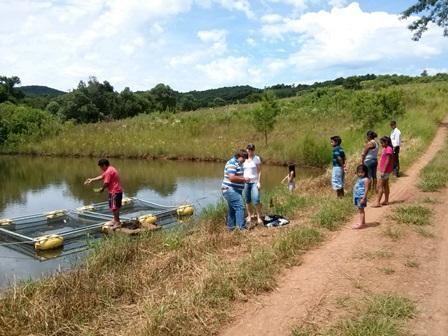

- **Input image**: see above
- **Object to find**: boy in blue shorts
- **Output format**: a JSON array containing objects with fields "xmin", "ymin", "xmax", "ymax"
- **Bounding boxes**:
[{"xmin": 330, "ymin": 135, "xmax": 346, "ymax": 198}]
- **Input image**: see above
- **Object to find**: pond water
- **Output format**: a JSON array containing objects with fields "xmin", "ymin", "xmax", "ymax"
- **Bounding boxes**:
[{"xmin": 0, "ymin": 155, "xmax": 320, "ymax": 288}]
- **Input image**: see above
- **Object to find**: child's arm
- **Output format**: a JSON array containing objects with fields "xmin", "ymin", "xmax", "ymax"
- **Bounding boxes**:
[
  {"xmin": 281, "ymin": 175, "xmax": 288, "ymax": 183},
  {"xmin": 361, "ymin": 178, "xmax": 370, "ymax": 204}
]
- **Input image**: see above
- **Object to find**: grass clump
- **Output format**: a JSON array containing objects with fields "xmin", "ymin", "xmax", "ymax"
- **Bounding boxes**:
[
  {"xmin": 383, "ymin": 226, "xmax": 404, "ymax": 241},
  {"xmin": 324, "ymin": 295, "xmax": 415, "ymax": 336},
  {"xmin": 312, "ymin": 196, "xmax": 354, "ymax": 231},
  {"xmin": 414, "ymin": 226, "xmax": 435, "ymax": 238},
  {"xmin": 390, "ymin": 205, "xmax": 432, "ymax": 226},
  {"xmin": 418, "ymin": 142, "xmax": 448, "ymax": 191}
]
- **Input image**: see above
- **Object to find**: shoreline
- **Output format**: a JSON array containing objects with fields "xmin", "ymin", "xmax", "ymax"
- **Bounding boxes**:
[{"xmin": 0, "ymin": 151, "xmax": 322, "ymax": 168}]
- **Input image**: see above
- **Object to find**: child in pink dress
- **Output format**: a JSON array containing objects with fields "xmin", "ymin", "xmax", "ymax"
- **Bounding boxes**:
[{"xmin": 373, "ymin": 136, "xmax": 394, "ymax": 207}]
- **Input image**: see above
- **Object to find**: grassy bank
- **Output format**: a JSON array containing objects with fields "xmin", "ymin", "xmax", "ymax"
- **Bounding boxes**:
[
  {"xmin": 0, "ymin": 82, "xmax": 446, "ymax": 336},
  {"xmin": 8, "ymin": 82, "xmax": 448, "ymax": 167},
  {"xmin": 418, "ymin": 137, "xmax": 448, "ymax": 191},
  {"xmin": 292, "ymin": 294, "xmax": 416, "ymax": 336}
]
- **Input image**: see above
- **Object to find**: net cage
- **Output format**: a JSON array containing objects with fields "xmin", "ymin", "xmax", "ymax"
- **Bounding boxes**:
[{"xmin": 0, "ymin": 197, "xmax": 194, "ymax": 260}]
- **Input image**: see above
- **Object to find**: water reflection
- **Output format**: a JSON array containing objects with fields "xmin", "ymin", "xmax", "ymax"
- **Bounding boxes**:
[{"xmin": 0, "ymin": 155, "xmax": 320, "ymax": 287}]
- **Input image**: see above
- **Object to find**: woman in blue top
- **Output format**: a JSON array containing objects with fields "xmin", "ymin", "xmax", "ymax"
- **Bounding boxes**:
[
  {"xmin": 352, "ymin": 164, "xmax": 370, "ymax": 229},
  {"xmin": 361, "ymin": 130, "xmax": 379, "ymax": 193}
]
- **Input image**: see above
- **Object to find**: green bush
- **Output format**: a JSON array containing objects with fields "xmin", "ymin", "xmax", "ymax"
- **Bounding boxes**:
[{"xmin": 0, "ymin": 102, "xmax": 62, "ymax": 148}]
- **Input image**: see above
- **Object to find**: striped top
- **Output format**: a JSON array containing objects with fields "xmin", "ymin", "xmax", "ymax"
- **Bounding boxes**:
[{"xmin": 222, "ymin": 157, "xmax": 245, "ymax": 191}]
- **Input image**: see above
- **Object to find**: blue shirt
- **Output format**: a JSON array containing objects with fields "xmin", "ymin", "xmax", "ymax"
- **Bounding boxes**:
[
  {"xmin": 353, "ymin": 177, "xmax": 367, "ymax": 198},
  {"xmin": 332, "ymin": 145, "xmax": 345, "ymax": 167},
  {"xmin": 222, "ymin": 157, "xmax": 245, "ymax": 191}
]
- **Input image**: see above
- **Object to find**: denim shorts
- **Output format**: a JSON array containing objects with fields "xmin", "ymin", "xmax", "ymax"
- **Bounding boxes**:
[
  {"xmin": 354, "ymin": 196, "xmax": 367, "ymax": 209},
  {"xmin": 244, "ymin": 182, "xmax": 261, "ymax": 205},
  {"xmin": 332, "ymin": 166, "xmax": 345, "ymax": 190}
]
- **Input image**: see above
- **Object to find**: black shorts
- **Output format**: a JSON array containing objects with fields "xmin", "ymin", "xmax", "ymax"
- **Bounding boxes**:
[{"xmin": 108, "ymin": 192, "xmax": 123, "ymax": 210}]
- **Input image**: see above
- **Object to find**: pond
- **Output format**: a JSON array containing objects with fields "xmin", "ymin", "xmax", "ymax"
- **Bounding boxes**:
[{"xmin": 0, "ymin": 155, "xmax": 320, "ymax": 288}]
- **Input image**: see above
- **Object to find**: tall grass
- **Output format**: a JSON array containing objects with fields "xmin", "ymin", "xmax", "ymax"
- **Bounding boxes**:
[
  {"xmin": 10, "ymin": 82, "xmax": 448, "ymax": 168},
  {"xmin": 418, "ymin": 139, "xmax": 448, "ymax": 191}
]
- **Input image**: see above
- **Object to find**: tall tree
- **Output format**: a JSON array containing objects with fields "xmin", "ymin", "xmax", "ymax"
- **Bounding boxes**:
[
  {"xmin": 402, "ymin": 0, "xmax": 448, "ymax": 40},
  {"xmin": 0, "ymin": 76, "xmax": 23, "ymax": 102},
  {"xmin": 252, "ymin": 91, "xmax": 280, "ymax": 145}
]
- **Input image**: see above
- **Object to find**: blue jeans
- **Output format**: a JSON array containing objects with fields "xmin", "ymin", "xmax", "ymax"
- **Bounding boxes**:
[
  {"xmin": 222, "ymin": 188, "xmax": 246, "ymax": 230},
  {"xmin": 244, "ymin": 182, "xmax": 261, "ymax": 205}
]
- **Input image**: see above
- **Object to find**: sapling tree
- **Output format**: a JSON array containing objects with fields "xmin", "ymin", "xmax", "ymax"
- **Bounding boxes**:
[{"xmin": 253, "ymin": 90, "xmax": 279, "ymax": 145}]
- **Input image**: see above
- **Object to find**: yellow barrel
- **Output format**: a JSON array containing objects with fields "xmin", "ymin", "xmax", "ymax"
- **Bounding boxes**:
[
  {"xmin": 76, "ymin": 205, "xmax": 95, "ymax": 212},
  {"xmin": 138, "ymin": 214, "xmax": 157, "ymax": 225},
  {"xmin": 0, "ymin": 218, "xmax": 13, "ymax": 226},
  {"xmin": 45, "ymin": 210, "xmax": 66, "ymax": 220},
  {"xmin": 34, "ymin": 234, "xmax": 64, "ymax": 251},
  {"xmin": 177, "ymin": 205, "xmax": 194, "ymax": 217}
]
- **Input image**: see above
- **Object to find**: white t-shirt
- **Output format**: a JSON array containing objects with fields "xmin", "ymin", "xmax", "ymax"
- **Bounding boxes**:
[
  {"xmin": 390, "ymin": 128, "xmax": 401, "ymax": 147},
  {"xmin": 243, "ymin": 155, "xmax": 261, "ymax": 183}
]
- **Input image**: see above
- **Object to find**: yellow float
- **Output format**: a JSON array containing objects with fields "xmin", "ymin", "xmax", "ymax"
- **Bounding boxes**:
[
  {"xmin": 76, "ymin": 205, "xmax": 95, "ymax": 212},
  {"xmin": 34, "ymin": 234, "xmax": 64, "ymax": 251},
  {"xmin": 45, "ymin": 210, "xmax": 66, "ymax": 220},
  {"xmin": 0, "ymin": 218, "xmax": 13, "ymax": 226},
  {"xmin": 138, "ymin": 214, "xmax": 157, "ymax": 225},
  {"xmin": 122, "ymin": 198, "xmax": 132, "ymax": 206},
  {"xmin": 176, "ymin": 205, "xmax": 194, "ymax": 217}
]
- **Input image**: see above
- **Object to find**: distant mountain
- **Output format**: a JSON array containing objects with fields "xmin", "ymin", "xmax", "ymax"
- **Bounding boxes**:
[{"xmin": 19, "ymin": 85, "xmax": 65, "ymax": 97}]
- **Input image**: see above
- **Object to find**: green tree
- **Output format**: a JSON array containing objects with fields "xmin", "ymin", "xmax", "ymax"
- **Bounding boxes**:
[
  {"xmin": 150, "ymin": 83, "xmax": 177, "ymax": 112},
  {"xmin": 402, "ymin": 0, "xmax": 448, "ymax": 40},
  {"xmin": 114, "ymin": 87, "xmax": 149, "ymax": 119},
  {"xmin": 0, "ymin": 76, "xmax": 23, "ymax": 103},
  {"xmin": 179, "ymin": 94, "xmax": 198, "ymax": 111},
  {"xmin": 252, "ymin": 91, "xmax": 279, "ymax": 145}
]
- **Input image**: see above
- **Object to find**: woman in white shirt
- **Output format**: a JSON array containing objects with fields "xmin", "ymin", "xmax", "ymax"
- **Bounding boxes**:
[{"xmin": 243, "ymin": 143, "xmax": 263, "ymax": 226}]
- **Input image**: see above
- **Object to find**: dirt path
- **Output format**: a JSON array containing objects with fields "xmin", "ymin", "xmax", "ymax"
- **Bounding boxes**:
[{"xmin": 220, "ymin": 119, "xmax": 448, "ymax": 336}]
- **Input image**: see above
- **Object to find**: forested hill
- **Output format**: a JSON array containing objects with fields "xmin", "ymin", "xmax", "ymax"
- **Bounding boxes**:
[{"xmin": 19, "ymin": 85, "xmax": 65, "ymax": 97}]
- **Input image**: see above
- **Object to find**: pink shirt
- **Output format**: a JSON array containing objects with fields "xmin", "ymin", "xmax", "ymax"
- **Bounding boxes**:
[
  {"xmin": 379, "ymin": 146, "xmax": 394, "ymax": 174},
  {"xmin": 102, "ymin": 166, "xmax": 123, "ymax": 194}
]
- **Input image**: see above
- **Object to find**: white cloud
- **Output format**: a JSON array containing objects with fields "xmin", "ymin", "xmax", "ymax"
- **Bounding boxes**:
[
  {"xmin": 197, "ymin": 29, "xmax": 227, "ymax": 43},
  {"xmin": 214, "ymin": 0, "xmax": 254, "ymax": 18},
  {"xmin": 262, "ymin": 2, "xmax": 447, "ymax": 73},
  {"xmin": 266, "ymin": 0, "xmax": 307, "ymax": 11},
  {"xmin": 197, "ymin": 56, "xmax": 262, "ymax": 86},
  {"xmin": 246, "ymin": 37, "xmax": 257, "ymax": 46},
  {"xmin": 261, "ymin": 14, "xmax": 284, "ymax": 24},
  {"xmin": 328, "ymin": 0, "xmax": 348, "ymax": 8}
]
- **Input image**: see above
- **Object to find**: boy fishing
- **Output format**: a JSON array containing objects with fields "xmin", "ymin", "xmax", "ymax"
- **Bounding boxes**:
[{"xmin": 84, "ymin": 159, "xmax": 123, "ymax": 229}]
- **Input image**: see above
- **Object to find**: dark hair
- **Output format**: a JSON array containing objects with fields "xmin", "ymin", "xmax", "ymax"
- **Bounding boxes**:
[
  {"xmin": 234, "ymin": 149, "xmax": 248, "ymax": 159},
  {"xmin": 379, "ymin": 136, "xmax": 393, "ymax": 148},
  {"xmin": 366, "ymin": 130, "xmax": 377, "ymax": 140},
  {"xmin": 330, "ymin": 135, "xmax": 342, "ymax": 145},
  {"xmin": 288, "ymin": 164, "xmax": 296, "ymax": 178},
  {"xmin": 246, "ymin": 143, "xmax": 255, "ymax": 150},
  {"xmin": 356, "ymin": 164, "xmax": 368, "ymax": 177},
  {"xmin": 97, "ymin": 158, "xmax": 110, "ymax": 167},
  {"xmin": 390, "ymin": 120, "xmax": 396, "ymax": 126}
]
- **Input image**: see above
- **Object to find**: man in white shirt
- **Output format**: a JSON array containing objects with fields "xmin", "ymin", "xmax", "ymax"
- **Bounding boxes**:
[{"xmin": 390, "ymin": 121, "xmax": 401, "ymax": 177}]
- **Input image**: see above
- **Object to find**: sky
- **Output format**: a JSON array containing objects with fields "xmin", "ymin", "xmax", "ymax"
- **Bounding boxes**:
[{"xmin": 1, "ymin": 0, "xmax": 447, "ymax": 92}]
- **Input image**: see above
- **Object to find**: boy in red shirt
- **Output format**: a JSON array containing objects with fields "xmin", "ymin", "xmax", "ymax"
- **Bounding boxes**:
[{"xmin": 85, "ymin": 159, "xmax": 123, "ymax": 228}]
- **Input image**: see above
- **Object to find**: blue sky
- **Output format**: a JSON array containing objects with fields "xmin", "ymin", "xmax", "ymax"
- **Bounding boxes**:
[{"xmin": 1, "ymin": 0, "xmax": 447, "ymax": 92}]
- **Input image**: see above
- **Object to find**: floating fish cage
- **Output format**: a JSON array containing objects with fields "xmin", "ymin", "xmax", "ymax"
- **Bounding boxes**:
[{"xmin": 0, "ymin": 197, "xmax": 194, "ymax": 260}]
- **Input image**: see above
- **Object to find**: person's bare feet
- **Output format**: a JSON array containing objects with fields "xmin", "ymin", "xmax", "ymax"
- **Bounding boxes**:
[
  {"xmin": 381, "ymin": 201, "xmax": 389, "ymax": 206},
  {"xmin": 352, "ymin": 223, "xmax": 366, "ymax": 229}
]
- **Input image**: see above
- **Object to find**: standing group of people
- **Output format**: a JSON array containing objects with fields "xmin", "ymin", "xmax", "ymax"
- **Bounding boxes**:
[
  {"xmin": 221, "ymin": 144, "xmax": 264, "ymax": 231},
  {"xmin": 331, "ymin": 121, "xmax": 401, "ymax": 229},
  {"xmin": 83, "ymin": 121, "xmax": 401, "ymax": 233}
]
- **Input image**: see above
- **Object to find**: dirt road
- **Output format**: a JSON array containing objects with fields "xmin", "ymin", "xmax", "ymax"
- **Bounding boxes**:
[{"xmin": 220, "ymin": 120, "xmax": 448, "ymax": 336}]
